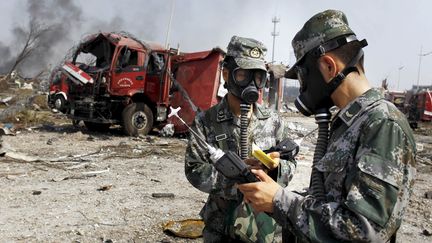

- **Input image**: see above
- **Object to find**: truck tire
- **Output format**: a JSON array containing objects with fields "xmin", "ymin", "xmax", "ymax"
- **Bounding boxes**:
[
  {"xmin": 54, "ymin": 94, "xmax": 67, "ymax": 113},
  {"xmin": 84, "ymin": 121, "xmax": 111, "ymax": 132},
  {"xmin": 122, "ymin": 102, "xmax": 154, "ymax": 136}
]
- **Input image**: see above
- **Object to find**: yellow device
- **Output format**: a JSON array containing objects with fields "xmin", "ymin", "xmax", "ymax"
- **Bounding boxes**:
[{"xmin": 251, "ymin": 143, "xmax": 279, "ymax": 169}]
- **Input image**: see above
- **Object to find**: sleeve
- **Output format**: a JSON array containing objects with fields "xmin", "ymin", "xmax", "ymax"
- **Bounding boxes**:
[
  {"xmin": 271, "ymin": 118, "xmax": 416, "ymax": 242},
  {"xmin": 184, "ymin": 114, "xmax": 236, "ymax": 196}
]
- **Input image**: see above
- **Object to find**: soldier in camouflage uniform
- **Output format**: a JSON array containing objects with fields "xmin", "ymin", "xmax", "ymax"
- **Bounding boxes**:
[
  {"xmin": 185, "ymin": 36, "xmax": 296, "ymax": 242},
  {"xmin": 238, "ymin": 9, "xmax": 416, "ymax": 242}
]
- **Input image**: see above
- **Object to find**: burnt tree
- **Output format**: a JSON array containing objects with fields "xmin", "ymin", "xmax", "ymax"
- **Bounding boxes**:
[{"xmin": 0, "ymin": 19, "xmax": 51, "ymax": 86}]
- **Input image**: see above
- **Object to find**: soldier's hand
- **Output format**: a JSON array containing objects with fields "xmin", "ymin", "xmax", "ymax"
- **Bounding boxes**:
[
  {"xmin": 267, "ymin": 152, "xmax": 280, "ymax": 169},
  {"xmin": 238, "ymin": 169, "xmax": 281, "ymax": 213},
  {"xmin": 244, "ymin": 158, "xmax": 268, "ymax": 173}
]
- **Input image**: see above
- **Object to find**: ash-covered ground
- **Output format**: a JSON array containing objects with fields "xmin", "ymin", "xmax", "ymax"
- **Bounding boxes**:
[{"xmin": 0, "ymin": 111, "xmax": 431, "ymax": 242}]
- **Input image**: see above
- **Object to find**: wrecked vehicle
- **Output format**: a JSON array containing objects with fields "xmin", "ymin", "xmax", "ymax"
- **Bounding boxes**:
[
  {"xmin": 405, "ymin": 89, "xmax": 432, "ymax": 128},
  {"xmin": 48, "ymin": 32, "xmax": 224, "ymax": 135},
  {"xmin": 384, "ymin": 90, "xmax": 406, "ymax": 112}
]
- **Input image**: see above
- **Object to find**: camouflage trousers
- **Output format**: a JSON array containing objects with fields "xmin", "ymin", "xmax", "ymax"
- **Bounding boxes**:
[{"xmin": 200, "ymin": 196, "xmax": 276, "ymax": 243}]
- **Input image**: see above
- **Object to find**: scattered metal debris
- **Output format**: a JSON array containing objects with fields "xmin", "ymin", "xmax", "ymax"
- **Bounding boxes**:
[
  {"xmin": 51, "ymin": 168, "xmax": 110, "ymax": 181},
  {"xmin": 160, "ymin": 123, "xmax": 175, "ymax": 137},
  {"xmin": 32, "ymin": 190, "xmax": 42, "ymax": 195},
  {"xmin": 97, "ymin": 184, "xmax": 113, "ymax": 191},
  {"xmin": 162, "ymin": 219, "xmax": 204, "ymax": 238},
  {"xmin": 0, "ymin": 96, "xmax": 13, "ymax": 106},
  {"xmin": 0, "ymin": 124, "xmax": 15, "ymax": 136},
  {"xmin": 152, "ymin": 193, "xmax": 175, "ymax": 198}
]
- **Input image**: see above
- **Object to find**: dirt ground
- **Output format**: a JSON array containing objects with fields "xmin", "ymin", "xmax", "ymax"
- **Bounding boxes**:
[{"xmin": 0, "ymin": 112, "xmax": 431, "ymax": 242}]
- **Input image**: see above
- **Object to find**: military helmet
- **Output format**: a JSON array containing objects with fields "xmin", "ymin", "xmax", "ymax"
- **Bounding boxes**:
[
  {"xmin": 226, "ymin": 36, "xmax": 267, "ymax": 71},
  {"xmin": 285, "ymin": 9, "xmax": 356, "ymax": 79}
]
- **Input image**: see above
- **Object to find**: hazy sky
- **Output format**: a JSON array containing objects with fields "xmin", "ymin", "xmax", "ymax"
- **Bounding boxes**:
[{"xmin": 1, "ymin": 0, "xmax": 432, "ymax": 91}]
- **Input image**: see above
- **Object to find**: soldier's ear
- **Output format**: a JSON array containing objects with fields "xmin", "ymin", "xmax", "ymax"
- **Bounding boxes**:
[
  {"xmin": 318, "ymin": 55, "xmax": 337, "ymax": 83},
  {"xmin": 222, "ymin": 68, "xmax": 229, "ymax": 82}
]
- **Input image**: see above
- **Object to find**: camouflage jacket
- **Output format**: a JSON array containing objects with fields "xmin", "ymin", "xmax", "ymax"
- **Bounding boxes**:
[
  {"xmin": 185, "ymin": 96, "xmax": 296, "ymax": 242},
  {"xmin": 272, "ymin": 88, "xmax": 416, "ymax": 242}
]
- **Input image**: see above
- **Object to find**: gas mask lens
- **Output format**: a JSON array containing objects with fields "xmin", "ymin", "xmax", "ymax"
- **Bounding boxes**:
[
  {"xmin": 232, "ymin": 68, "xmax": 267, "ymax": 88},
  {"xmin": 254, "ymin": 70, "xmax": 267, "ymax": 88}
]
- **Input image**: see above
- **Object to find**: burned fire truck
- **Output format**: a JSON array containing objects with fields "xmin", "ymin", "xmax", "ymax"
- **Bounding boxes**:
[
  {"xmin": 405, "ymin": 89, "xmax": 432, "ymax": 128},
  {"xmin": 48, "ymin": 32, "xmax": 224, "ymax": 135}
]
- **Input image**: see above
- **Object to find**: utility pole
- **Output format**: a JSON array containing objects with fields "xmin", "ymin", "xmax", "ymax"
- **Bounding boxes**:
[
  {"xmin": 416, "ymin": 45, "xmax": 432, "ymax": 89},
  {"xmin": 397, "ymin": 65, "xmax": 403, "ymax": 90},
  {"xmin": 271, "ymin": 17, "xmax": 280, "ymax": 63},
  {"xmin": 268, "ymin": 16, "xmax": 280, "ymax": 110},
  {"xmin": 164, "ymin": 0, "xmax": 176, "ymax": 49}
]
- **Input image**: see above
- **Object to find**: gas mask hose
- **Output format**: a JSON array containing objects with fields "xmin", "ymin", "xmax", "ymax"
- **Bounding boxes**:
[
  {"xmin": 309, "ymin": 108, "xmax": 331, "ymax": 202},
  {"xmin": 239, "ymin": 103, "xmax": 251, "ymax": 159}
]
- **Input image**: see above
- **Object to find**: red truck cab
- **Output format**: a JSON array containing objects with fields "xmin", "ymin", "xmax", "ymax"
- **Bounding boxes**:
[{"xmin": 48, "ymin": 32, "xmax": 224, "ymax": 136}]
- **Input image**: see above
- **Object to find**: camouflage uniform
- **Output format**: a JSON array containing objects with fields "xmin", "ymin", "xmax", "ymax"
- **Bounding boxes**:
[
  {"xmin": 272, "ymin": 88, "xmax": 416, "ymax": 242},
  {"xmin": 185, "ymin": 36, "xmax": 296, "ymax": 243},
  {"xmin": 274, "ymin": 9, "xmax": 417, "ymax": 242},
  {"xmin": 275, "ymin": 9, "xmax": 416, "ymax": 243},
  {"xmin": 185, "ymin": 96, "xmax": 296, "ymax": 242}
]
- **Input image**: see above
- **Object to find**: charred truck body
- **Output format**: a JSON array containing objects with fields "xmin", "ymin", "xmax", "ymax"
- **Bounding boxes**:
[
  {"xmin": 384, "ymin": 89, "xmax": 432, "ymax": 129},
  {"xmin": 405, "ymin": 89, "xmax": 432, "ymax": 128},
  {"xmin": 48, "ymin": 33, "xmax": 224, "ymax": 136}
]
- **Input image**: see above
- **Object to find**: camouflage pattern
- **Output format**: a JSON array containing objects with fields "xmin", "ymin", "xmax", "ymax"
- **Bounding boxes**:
[
  {"xmin": 226, "ymin": 36, "xmax": 267, "ymax": 71},
  {"xmin": 271, "ymin": 88, "xmax": 416, "ymax": 242},
  {"xmin": 185, "ymin": 96, "xmax": 296, "ymax": 242},
  {"xmin": 285, "ymin": 9, "xmax": 355, "ymax": 79}
]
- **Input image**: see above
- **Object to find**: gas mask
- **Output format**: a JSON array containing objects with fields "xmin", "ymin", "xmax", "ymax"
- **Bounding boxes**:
[
  {"xmin": 294, "ymin": 40, "xmax": 367, "ymax": 116},
  {"xmin": 225, "ymin": 67, "xmax": 267, "ymax": 104},
  {"xmin": 294, "ymin": 54, "xmax": 334, "ymax": 116}
]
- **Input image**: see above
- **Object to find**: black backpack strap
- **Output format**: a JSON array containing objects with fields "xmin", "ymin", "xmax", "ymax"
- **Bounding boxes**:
[{"xmin": 203, "ymin": 107, "xmax": 237, "ymax": 152}]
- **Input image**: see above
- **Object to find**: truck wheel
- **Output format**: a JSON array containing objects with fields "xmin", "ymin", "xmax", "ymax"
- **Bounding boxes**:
[
  {"xmin": 122, "ymin": 102, "xmax": 154, "ymax": 136},
  {"xmin": 84, "ymin": 121, "xmax": 111, "ymax": 132},
  {"xmin": 54, "ymin": 94, "xmax": 67, "ymax": 113}
]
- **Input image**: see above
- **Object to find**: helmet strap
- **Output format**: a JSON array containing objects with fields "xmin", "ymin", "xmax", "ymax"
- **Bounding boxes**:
[{"xmin": 326, "ymin": 48, "xmax": 365, "ymax": 95}]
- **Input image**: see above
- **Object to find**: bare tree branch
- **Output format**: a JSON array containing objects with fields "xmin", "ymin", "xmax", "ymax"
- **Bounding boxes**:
[{"xmin": 0, "ymin": 18, "xmax": 51, "ymax": 85}]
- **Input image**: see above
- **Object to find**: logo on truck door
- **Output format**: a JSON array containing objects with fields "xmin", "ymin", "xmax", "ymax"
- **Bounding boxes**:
[{"xmin": 118, "ymin": 77, "xmax": 133, "ymax": 87}]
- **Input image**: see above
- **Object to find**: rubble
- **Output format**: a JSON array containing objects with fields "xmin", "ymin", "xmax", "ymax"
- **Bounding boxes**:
[
  {"xmin": 160, "ymin": 124, "xmax": 175, "ymax": 137},
  {"xmin": 0, "ymin": 96, "xmax": 13, "ymax": 106},
  {"xmin": 152, "ymin": 193, "xmax": 175, "ymax": 198},
  {"xmin": 97, "ymin": 185, "xmax": 113, "ymax": 191},
  {"xmin": 163, "ymin": 219, "xmax": 204, "ymax": 239},
  {"xmin": 0, "ymin": 102, "xmax": 430, "ymax": 242},
  {"xmin": 423, "ymin": 228, "xmax": 432, "ymax": 236},
  {"xmin": 0, "ymin": 124, "xmax": 15, "ymax": 136}
]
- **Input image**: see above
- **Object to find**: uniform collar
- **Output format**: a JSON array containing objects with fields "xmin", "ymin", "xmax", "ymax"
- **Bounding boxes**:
[
  {"xmin": 215, "ymin": 96, "xmax": 271, "ymax": 122},
  {"xmin": 254, "ymin": 102, "xmax": 271, "ymax": 119},
  {"xmin": 336, "ymin": 88, "xmax": 383, "ymax": 126},
  {"xmin": 216, "ymin": 96, "xmax": 234, "ymax": 122}
]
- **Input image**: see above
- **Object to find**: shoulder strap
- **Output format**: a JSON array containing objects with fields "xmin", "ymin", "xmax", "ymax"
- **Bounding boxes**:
[{"xmin": 203, "ymin": 107, "xmax": 236, "ymax": 152}]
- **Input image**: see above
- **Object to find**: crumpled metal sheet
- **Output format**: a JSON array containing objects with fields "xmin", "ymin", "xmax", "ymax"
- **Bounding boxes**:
[
  {"xmin": 0, "ymin": 126, "xmax": 15, "ymax": 136},
  {"xmin": 162, "ymin": 219, "xmax": 204, "ymax": 239},
  {"xmin": 267, "ymin": 63, "xmax": 287, "ymax": 79}
]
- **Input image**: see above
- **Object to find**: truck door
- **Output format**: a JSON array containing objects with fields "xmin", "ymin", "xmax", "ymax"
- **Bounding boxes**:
[
  {"xmin": 144, "ymin": 52, "xmax": 168, "ymax": 104},
  {"xmin": 110, "ymin": 46, "xmax": 146, "ymax": 96}
]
